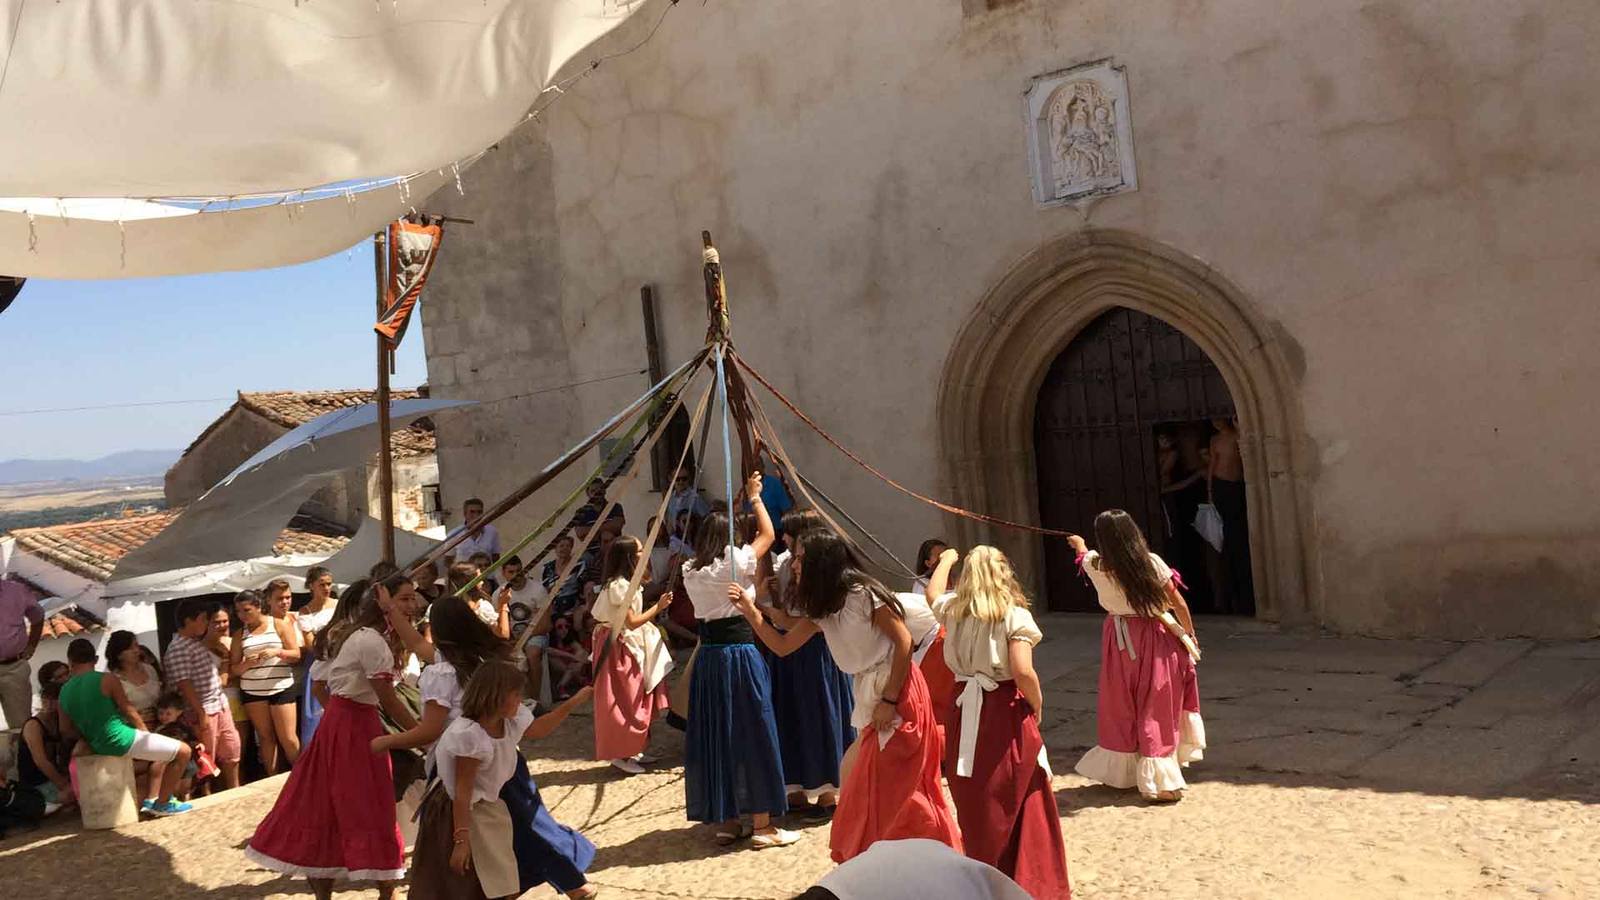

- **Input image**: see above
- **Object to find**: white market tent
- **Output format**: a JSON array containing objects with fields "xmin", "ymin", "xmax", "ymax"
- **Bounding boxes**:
[{"xmin": 0, "ymin": 0, "xmax": 647, "ymax": 278}]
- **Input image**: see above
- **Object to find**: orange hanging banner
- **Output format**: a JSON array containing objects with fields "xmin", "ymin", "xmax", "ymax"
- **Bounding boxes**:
[{"xmin": 374, "ymin": 217, "xmax": 444, "ymax": 346}]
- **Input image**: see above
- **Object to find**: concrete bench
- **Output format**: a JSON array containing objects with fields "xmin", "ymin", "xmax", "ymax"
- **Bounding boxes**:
[{"xmin": 72, "ymin": 754, "xmax": 140, "ymax": 829}]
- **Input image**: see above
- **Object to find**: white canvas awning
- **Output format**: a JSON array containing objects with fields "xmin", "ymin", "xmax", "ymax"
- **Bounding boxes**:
[
  {"xmin": 112, "ymin": 397, "xmax": 473, "ymax": 583},
  {"xmin": 0, "ymin": 0, "xmax": 647, "ymax": 277}
]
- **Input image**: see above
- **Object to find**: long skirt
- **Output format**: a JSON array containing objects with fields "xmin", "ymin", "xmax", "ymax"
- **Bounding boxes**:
[
  {"xmin": 1074, "ymin": 616, "xmax": 1205, "ymax": 796},
  {"xmin": 503, "ymin": 757, "xmax": 594, "ymax": 893},
  {"xmin": 766, "ymin": 632, "xmax": 855, "ymax": 798},
  {"xmin": 245, "ymin": 695, "xmax": 404, "ymax": 881},
  {"xmin": 918, "ymin": 629, "xmax": 959, "ymax": 750},
  {"xmin": 685, "ymin": 642, "xmax": 788, "ymax": 822},
  {"xmin": 830, "ymin": 665, "xmax": 962, "ymax": 863},
  {"xmin": 947, "ymin": 680, "xmax": 1071, "ymax": 899},
  {"xmin": 411, "ymin": 783, "xmax": 520, "ymax": 899},
  {"xmin": 593, "ymin": 626, "xmax": 669, "ymax": 761}
]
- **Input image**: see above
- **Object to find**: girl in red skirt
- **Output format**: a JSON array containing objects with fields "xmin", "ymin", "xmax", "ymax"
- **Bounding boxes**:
[
  {"xmin": 929, "ymin": 546, "xmax": 1071, "ymax": 899},
  {"xmin": 591, "ymin": 535, "xmax": 674, "ymax": 773},
  {"xmin": 246, "ymin": 576, "xmax": 420, "ymax": 899},
  {"xmin": 733, "ymin": 530, "xmax": 961, "ymax": 863},
  {"xmin": 1071, "ymin": 510, "xmax": 1205, "ymax": 802}
]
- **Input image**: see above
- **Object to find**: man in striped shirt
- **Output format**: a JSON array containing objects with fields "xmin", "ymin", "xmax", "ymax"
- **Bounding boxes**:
[{"xmin": 164, "ymin": 598, "xmax": 241, "ymax": 790}]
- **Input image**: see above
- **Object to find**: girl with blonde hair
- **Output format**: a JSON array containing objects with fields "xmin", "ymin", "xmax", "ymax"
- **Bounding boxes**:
[{"xmin": 927, "ymin": 545, "xmax": 1071, "ymax": 899}]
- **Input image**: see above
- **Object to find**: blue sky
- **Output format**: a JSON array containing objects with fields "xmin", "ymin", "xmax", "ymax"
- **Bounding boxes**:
[{"xmin": 0, "ymin": 245, "xmax": 428, "ymax": 460}]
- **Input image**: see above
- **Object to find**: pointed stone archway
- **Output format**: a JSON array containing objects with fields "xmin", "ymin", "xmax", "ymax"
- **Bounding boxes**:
[{"xmin": 936, "ymin": 229, "xmax": 1318, "ymax": 624}]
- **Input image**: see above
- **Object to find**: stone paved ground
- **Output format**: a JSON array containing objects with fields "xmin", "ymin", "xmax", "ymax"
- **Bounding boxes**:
[{"xmin": 5, "ymin": 614, "xmax": 1599, "ymax": 898}]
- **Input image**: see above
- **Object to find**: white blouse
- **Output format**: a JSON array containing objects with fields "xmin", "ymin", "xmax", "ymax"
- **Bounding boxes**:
[
  {"xmin": 1082, "ymin": 550, "xmax": 1174, "ymax": 616},
  {"xmin": 941, "ymin": 605, "xmax": 1046, "ymax": 779},
  {"xmin": 681, "ymin": 544, "xmax": 758, "ymax": 620},
  {"xmin": 296, "ymin": 604, "xmax": 337, "ymax": 639},
  {"xmin": 767, "ymin": 549, "xmax": 793, "ymax": 609},
  {"xmin": 816, "ymin": 586, "xmax": 906, "ymax": 735},
  {"xmin": 893, "ymin": 592, "xmax": 942, "ymax": 657},
  {"xmin": 324, "ymin": 627, "xmax": 396, "ymax": 705},
  {"xmin": 418, "ymin": 659, "xmax": 465, "ymax": 724},
  {"xmin": 436, "ymin": 706, "xmax": 535, "ymax": 804},
  {"xmin": 942, "ymin": 606, "xmax": 1043, "ymax": 683},
  {"xmin": 816, "ymin": 586, "xmax": 891, "ymax": 676},
  {"xmin": 593, "ymin": 578, "xmax": 673, "ymax": 691}
]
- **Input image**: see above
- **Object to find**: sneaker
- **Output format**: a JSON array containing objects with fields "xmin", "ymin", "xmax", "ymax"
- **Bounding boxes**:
[
  {"xmin": 610, "ymin": 757, "xmax": 646, "ymax": 775},
  {"xmin": 146, "ymin": 799, "xmax": 194, "ymax": 817}
]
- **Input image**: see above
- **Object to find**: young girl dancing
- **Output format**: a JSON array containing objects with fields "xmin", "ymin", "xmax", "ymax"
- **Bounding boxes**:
[
  {"xmin": 1071, "ymin": 510, "xmax": 1205, "ymax": 801},
  {"xmin": 410, "ymin": 658, "xmax": 593, "ymax": 899},
  {"xmin": 928, "ymin": 546, "xmax": 1071, "ymax": 898},
  {"xmin": 591, "ymin": 535, "xmax": 674, "ymax": 774},
  {"xmin": 246, "ymin": 576, "xmax": 418, "ymax": 900},
  {"xmin": 679, "ymin": 470, "xmax": 799, "ymax": 849},
  {"xmin": 761, "ymin": 508, "xmax": 855, "ymax": 817},
  {"xmin": 374, "ymin": 595, "xmax": 599, "ymax": 899},
  {"xmin": 733, "ymin": 529, "xmax": 961, "ymax": 863}
]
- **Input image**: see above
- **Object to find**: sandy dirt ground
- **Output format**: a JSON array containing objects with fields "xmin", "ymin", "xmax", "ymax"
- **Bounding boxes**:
[{"xmin": 4, "ymin": 616, "xmax": 1598, "ymax": 899}]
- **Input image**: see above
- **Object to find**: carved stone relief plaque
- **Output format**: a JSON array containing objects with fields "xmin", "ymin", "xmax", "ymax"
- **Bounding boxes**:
[{"xmin": 1025, "ymin": 60, "xmax": 1137, "ymax": 206}]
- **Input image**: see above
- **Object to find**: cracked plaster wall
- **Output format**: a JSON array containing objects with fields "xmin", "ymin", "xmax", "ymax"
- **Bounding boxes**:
[{"xmin": 418, "ymin": 0, "xmax": 1600, "ymax": 638}]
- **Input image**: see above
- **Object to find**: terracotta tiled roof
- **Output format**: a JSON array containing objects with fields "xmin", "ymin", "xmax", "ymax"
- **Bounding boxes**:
[
  {"xmin": 7, "ymin": 510, "xmax": 351, "ymax": 583},
  {"xmin": 184, "ymin": 388, "xmax": 435, "ymax": 460},
  {"xmin": 42, "ymin": 605, "xmax": 105, "ymax": 640},
  {"xmin": 238, "ymin": 389, "xmax": 423, "ymax": 429}
]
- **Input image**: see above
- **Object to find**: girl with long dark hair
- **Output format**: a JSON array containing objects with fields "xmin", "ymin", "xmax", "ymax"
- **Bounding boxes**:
[
  {"xmin": 1070, "ymin": 509, "xmax": 1205, "ymax": 802},
  {"xmin": 758, "ymin": 507, "xmax": 855, "ymax": 817},
  {"xmin": 591, "ymin": 535, "xmax": 673, "ymax": 774},
  {"xmin": 679, "ymin": 470, "xmax": 798, "ymax": 849},
  {"xmin": 927, "ymin": 546, "xmax": 1071, "ymax": 898},
  {"xmin": 731, "ymin": 529, "xmax": 961, "ymax": 863}
]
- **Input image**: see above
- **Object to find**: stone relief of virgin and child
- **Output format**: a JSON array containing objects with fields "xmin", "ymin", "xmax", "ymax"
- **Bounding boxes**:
[{"xmin": 1049, "ymin": 81, "xmax": 1122, "ymax": 196}]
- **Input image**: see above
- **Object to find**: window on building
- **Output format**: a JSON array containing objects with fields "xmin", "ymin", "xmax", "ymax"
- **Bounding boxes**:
[
  {"xmin": 421, "ymin": 482, "xmax": 445, "ymax": 528},
  {"xmin": 652, "ymin": 405, "xmax": 696, "ymax": 492}
]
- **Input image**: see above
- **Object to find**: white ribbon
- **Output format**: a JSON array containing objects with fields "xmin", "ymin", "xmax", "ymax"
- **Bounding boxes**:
[
  {"xmin": 1113, "ymin": 615, "xmax": 1137, "ymax": 661},
  {"xmin": 954, "ymin": 673, "xmax": 998, "ymax": 778},
  {"xmin": 955, "ymin": 672, "xmax": 1054, "ymax": 780}
]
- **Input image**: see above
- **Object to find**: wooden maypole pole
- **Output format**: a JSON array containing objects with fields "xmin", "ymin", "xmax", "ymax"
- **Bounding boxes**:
[{"xmin": 373, "ymin": 229, "xmax": 397, "ymax": 564}]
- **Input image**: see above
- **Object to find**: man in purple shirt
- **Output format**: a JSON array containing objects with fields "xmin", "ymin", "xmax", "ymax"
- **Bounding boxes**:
[{"xmin": 0, "ymin": 576, "xmax": 45, "ymax": 730}]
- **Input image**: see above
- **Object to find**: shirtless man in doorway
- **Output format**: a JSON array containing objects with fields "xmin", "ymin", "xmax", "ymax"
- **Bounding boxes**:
[{"xmin": 1208, "ymin": 418, "xmax": 1255, "ymax": 615}]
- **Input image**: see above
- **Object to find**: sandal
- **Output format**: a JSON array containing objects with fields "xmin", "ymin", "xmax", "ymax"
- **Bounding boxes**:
[
  {"xmin": 714, "ymin": 822, "xmax": 752, "ymax": 845},
  {"xmin": 1145, "ymin": 790, "xmax": 1184, "ymax": 803},
  {"xmin": 750, "ymin": 827, "xmax": 801, "ymax": 849}
]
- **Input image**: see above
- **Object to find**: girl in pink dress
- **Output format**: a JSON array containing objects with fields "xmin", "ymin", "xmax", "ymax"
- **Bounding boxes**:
[
  {"xmin": 591, "ymin": 535, "xmax": 674, "ymax": 773},
  {"xmin": 1071, "ymin": 510, "xmax": 1205, "ymax": 802}
]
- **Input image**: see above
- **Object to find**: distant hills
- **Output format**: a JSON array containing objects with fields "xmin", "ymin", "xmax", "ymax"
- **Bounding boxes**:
[{"xmin": 0, "ymin": 449, "xmax": 181, "ymax": 485}]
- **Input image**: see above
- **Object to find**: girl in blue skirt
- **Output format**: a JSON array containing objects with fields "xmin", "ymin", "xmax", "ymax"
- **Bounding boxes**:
[
  {"xmin": 374, "ymin": 593, "xmax": 598, "ymax": 897},
  {"xmin": 680, "ymin": 470, "xmax": 800, "ymax": 849},
  {"xmin": 760, "ymin": 508, "xmax": 855, "ymax": 817}
]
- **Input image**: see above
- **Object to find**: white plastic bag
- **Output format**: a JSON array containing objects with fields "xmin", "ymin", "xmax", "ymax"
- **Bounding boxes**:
[{"xmin": 1193, "ymin": 503, "xmax": 1225, "ymax": 553}]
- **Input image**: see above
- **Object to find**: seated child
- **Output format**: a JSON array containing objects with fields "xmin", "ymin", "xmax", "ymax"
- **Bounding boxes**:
[{"xmin": 155, "ymin": 691, "xmax": 217, "ymax": 798}]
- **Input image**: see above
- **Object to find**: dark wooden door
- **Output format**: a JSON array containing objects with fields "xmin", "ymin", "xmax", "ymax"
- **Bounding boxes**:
[{"xmin": 1034, "ymin": 307, "xmax": 1235, "ymax": 611}]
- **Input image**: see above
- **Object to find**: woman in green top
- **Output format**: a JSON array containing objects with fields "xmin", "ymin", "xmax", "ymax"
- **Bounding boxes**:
[{"xmin": 57, "ymin": 638, "xmax": 194, "ymax": 817}]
